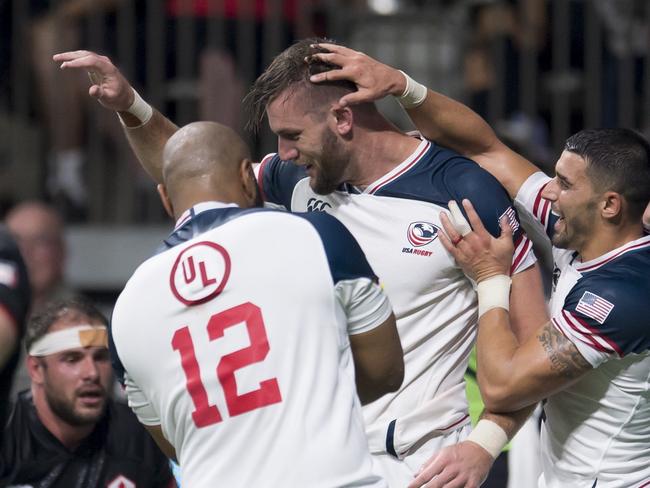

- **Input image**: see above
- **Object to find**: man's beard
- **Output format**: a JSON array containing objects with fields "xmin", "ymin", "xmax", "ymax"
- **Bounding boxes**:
[
  {"xmin": 310, "ymin": 129, "xmax": 348, "ymax": 195},
  {"xmin": 45, "ymin": 387, "xmax": 107, "ymax": 426}
]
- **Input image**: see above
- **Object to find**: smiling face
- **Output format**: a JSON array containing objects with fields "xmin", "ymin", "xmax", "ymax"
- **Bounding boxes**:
[
  {"xmin": 542, "ymin": 150, "xmax": 602, "ymax": 252},
  {"xmin": 266, "ymin": 89, "xmax": 351, "ymax": 195},
  {"xmin": 32, "ymin": 317, "xmax": 113, "ymax": 427}
]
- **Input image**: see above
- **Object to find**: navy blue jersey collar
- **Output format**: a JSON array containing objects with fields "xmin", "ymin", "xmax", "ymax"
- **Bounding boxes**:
[{"xmin": 174, "ymin": 201, "xmax": 239, "ymax": 230}]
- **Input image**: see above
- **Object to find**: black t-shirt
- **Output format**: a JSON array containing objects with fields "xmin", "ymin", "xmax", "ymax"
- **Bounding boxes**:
[
  {"xmin": 0, "ymin": 226, "xmax": 30, "ymax": 426},
  {"xmin": 0, "ymin": 391, "xmax": 174, "ymax": 488}
]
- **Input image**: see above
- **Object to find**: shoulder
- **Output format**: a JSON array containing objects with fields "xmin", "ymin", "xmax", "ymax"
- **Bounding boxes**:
[
  {"xmin": 0, "ymin": 227, "xmax": 30, "ymax": 325},
  {"xmin": 377, "ymin": 140, "xmax": 512, "ymax": 211},
  {"xmin": 295, "ymin": 212, "xmax": 377, "ymax": 283},
  {"xmin": 564, "ymin": 264, "xmax": 650, "ymax": 355},
  {"xmin": 256, "ymin": 153, "xmax": 308, "ymax": 208}
]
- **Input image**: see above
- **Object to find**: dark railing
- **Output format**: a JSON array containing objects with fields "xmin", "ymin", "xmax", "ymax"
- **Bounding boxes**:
[{"xmin": 2, "ymin": 0, "xmax": 649, "ymax": 222}]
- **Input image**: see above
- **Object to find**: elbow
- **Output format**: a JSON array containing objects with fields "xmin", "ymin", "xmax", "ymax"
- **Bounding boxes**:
[
  {"xmin": 478, "ymin": 374, "xmax": 520, "ymax": 413},
  {"xmin": 481, "ymin": 386, "xmax": 512, "ymax": 413},
  {"xmin": 373, "ymin": 360, "xmax": 405, "ymax": 396},
  {"xmin": 358, "ymin": 360, "xmax": 404, "ymax": 405},
  {"xmin": 385, "ymin": 360, "xmax": 404, "ymax": 394}
]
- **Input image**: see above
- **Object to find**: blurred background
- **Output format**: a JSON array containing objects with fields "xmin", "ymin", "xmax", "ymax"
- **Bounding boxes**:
[{"xmin": 1, "ymin": 0, "xmax": 649, "ymax": 305}]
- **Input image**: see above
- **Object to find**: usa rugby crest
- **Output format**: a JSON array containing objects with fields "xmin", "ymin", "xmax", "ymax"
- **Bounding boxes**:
[{"xmin": 407, "ymin": 222, "xmax": 439, "ymax": 247}]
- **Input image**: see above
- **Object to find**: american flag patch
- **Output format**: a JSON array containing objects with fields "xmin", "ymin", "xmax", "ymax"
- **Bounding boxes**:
[
  {"xmin": 499, "ymin": 206, "xmax": 520, "ymax": 233},
  {"xmin": 575, "ymin": 291, "xmax": 614, "ymax": 324}
]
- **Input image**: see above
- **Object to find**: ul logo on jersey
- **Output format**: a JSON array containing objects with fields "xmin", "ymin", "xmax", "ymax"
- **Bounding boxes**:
[
  {"xmin": 107, "ymin": 475, "xmax": 135, "ymax": 488},
  {"xmin": 307, "ymin": 198, "xmax": 332, "ymax": 212},
  {"xmin": 170, "ymin": 241, "xmax": 231, "ymax": 306}
]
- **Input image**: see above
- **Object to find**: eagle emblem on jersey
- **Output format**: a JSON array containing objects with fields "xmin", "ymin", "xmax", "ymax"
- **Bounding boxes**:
[
  {"xmin": 407, "ymin": 222, "xmax": 439, "ymax": 247},
  {"xmin": 170, "ymin": 241, "xmax": 231, "ymax": 306}
]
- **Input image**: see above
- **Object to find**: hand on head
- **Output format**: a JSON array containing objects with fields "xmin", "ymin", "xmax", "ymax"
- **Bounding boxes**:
[
  {"xmin": 53, "ymin": 50, "xmax": 134, "ymax": 111},
  {"xmin": 439, "ymin": 199, "xmax": 514, "ymax": 282},
  {"xmin": 307, "ymin": 43, "xmax": 407, "ymax": 107}
]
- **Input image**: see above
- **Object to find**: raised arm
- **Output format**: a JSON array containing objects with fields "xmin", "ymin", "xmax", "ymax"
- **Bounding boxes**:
[
  {"xmin": 309, "ymin": 43, "xmax": 540, "ymax": 199},
  {"xmin": 53, "ymin": 50, "xmax": 178, "ymax": 183}
]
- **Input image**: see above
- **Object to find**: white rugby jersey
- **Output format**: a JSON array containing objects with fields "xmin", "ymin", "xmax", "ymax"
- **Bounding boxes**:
[
  {"xmin": 110, "ymin": 202, "xmax": 391, "ymax": 488},
  {"xmin": 516, "ymin": 172, "xmax": 650, "ymax": 488},
  {"xmin": 256, "ymin": 138, "xmax": 536, "ymax": 457}
]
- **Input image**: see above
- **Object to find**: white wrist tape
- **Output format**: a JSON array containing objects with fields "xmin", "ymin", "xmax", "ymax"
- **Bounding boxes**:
[
  {"xmin": 29, "ymin": 326, "xmax": 108, "ymax": 356},
  {"xmin": 118, "ymin": 88, "xmax": 153, "ymax": 127},
  {"xmin": 467, "ymin": 419, "xmax": 509, "ymax": 459},
  {"xmin": 477, "ymin": 275, "xmax": 512, "ymax": 318},
  {"xmin": 396, "ymin": 70, "xmax": 428, "ymax": 109}
]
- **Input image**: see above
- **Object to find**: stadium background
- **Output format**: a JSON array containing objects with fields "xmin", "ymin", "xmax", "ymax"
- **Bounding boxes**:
[{"xmin": 0, "ymin": 0, "xmax": 648, "ymax": 306}]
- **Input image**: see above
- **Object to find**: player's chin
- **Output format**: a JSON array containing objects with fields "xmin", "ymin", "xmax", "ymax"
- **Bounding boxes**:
[
  {"xmin": 309, "ymin": 176, "xmax": 338, "ymax": 195},
  {"xmin": 75, "ymin": 395, "xmax": 107, "ymax": 417}
]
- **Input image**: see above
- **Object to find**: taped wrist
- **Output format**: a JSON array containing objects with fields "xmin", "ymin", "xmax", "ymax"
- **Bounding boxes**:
[
  {"xmin": 396, "ymin": 70, "xmax": 428, "ymax": 109},
  {"xmin": 118, "ymin": 88, "xmax": 153, "ymax": 128},
  {"xmin": 477, "ymin": 275, "xmax": 511, "ymax": 318},
  {"xmin": 467, "ymin": 419, "xmax": 508, "ymax": 459}
]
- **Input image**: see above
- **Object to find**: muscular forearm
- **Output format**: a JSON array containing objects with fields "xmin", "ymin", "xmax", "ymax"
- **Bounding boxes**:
[
  {"xmin": 121, "ymin": 110, "xmax": 179, "ymax": 183},
  {"xmin": 406, "ymin": 89, "xmax": 498, "ymax": 159},
  {"xmin": 476, "ymin": 309, "xmax": 542, "ymax": 412},
  {"xmin": 479, "ymin": 404, "xmax": 536, "ymax": 441},
  {"xmin": 404, "ymin": 88, "xmax": 538, "ymax": 198}
]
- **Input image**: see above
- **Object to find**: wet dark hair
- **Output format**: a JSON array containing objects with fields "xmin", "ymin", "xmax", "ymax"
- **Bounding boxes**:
[
  {"xmin": 25, "ymin": 296, "xmax": 108, "ymax": 352},
  {"xmin": 243, "ymin": 37, "xmax": 358, "ymax": 134},
  {"xmin": 565, "ymin": 128, "xmax": 650, "ymax": 219}
]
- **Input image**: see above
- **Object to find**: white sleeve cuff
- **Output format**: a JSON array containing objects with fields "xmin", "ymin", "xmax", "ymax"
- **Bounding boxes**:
[
  {"xmin": 335, "ymin": 278, "xmax": 393, "ymax": 335},
  {"xmin": 124, "ymin": 372, "xmax": 161, "ymax": 426}
]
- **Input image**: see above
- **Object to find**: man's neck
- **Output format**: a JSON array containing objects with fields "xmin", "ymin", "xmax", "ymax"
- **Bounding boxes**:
[
  {"xmin": 346, "ymin": 128, "xmax": 421, "ymax": 188},
  {"xmin": 579, "ymin": 223, "xmax": 645, "ymax": 262}
]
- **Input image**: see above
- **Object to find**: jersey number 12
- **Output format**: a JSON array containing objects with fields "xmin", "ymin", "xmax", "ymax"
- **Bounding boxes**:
[{"xmin": 172, "ymin": 302, "xmax": 282, "ymax": 427}]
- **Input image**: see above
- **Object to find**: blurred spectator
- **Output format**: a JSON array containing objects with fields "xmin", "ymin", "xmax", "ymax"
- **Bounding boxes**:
[
  {"xmin": 0, "ymin": 226, "xmax": 31, "ymax": 425},
  {"xmin": 465, "ymin": 0, "xmax": 547, "ymax": 119},
  {"xmin": 30, "ymin": 0, "xmax": 126, "ymax": 218},
  {"xmin": 594, "ymin": 0, "xmax": 648, "ymax": 127},
  {"xmin": 0, "ymin": 297, "xmax": 175, "ymax": 487},
  {"xmin": 6, "ymin": 201, "xmax": 78, "ymax": 398},
  {"xmin": 5, "ymin": 201, "xmax": 75, "ymax": 312}
]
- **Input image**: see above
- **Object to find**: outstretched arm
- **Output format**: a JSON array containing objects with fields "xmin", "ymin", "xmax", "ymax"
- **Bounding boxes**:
[
  {"xmin": 309, "ymin": 43, "xmax": 540, "ymax": 198},
  {"xmin": 53, "ymin": 50, "xmax": 178, "ymax": 183}
]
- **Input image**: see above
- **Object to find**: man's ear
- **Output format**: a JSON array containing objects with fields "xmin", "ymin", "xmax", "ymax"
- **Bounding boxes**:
[
  {"xmin": 157, "ymin": 184, "xmax": 174, "ymax": 219},
  {"xmin": 27, "ymin": 355, "xmax": 45, "ymax": 385},
  {"xmin": 239, "ymin": 158, "xmax": 259, "ymax": 207},
  {"xmin": 601, "ymin": 191, "xmax": 622, "ymax": 221},
  {"xmin": 331, "ymin": 105, "xmax": 353, "ymax": 137}
]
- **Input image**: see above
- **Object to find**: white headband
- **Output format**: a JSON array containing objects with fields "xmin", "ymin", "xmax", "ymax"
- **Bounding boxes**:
[{"xmin": 29, "ymin": 325, "xmax": 108, "ymax": 357}]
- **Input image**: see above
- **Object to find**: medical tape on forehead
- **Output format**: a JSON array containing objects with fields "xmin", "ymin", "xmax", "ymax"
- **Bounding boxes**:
[{"xmin": 29, "ymin": 326, "xmax": 108, "ymax": 357}]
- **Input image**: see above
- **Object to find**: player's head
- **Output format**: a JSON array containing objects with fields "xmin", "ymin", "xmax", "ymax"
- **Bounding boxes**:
[
  {"xmin": 245, "ymin": 38, "xmax": 377, "ymax": 195},
  {"xmin": 26, "ymin": 297, "xmax": 112, "ymax": 429},
  {"xmin": 5, "ymin": 201, "xmax": 65, "ymax": 302},
  {"xmin": 158, "ymin": 121, "xmax": 261, "ymax": 219},
  {"xmin": 542, "ymin": 128, "xmax": 650, "ymax": 251}
]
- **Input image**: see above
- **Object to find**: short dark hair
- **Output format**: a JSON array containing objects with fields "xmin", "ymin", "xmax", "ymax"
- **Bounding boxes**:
[
  {"xmin": 244, "ymin": 37, "xmax": 357, "ymax": 133},
  {"xmin": 565, "ymin": 128, "xmax": 650, "ymax": 219},
  {"xmin": 25, "ymin": 297, "xmax": 108, "ymax": 352}
]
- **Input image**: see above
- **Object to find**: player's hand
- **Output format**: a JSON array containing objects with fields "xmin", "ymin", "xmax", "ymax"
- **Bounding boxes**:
[
  {"xmin": 407, "ymin": 441, "xmax": 494, "ymax": 488},
  {"xmin": 53, "ymin": 50, "xmax": 134, "ymax": 112},
  {"xmin": 307, "ymin": 43, "xmax": 406, "ymax": 107},
  {"xmin": 439, "ymin": 199, "xmax": 514, "ymax": 283}
]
